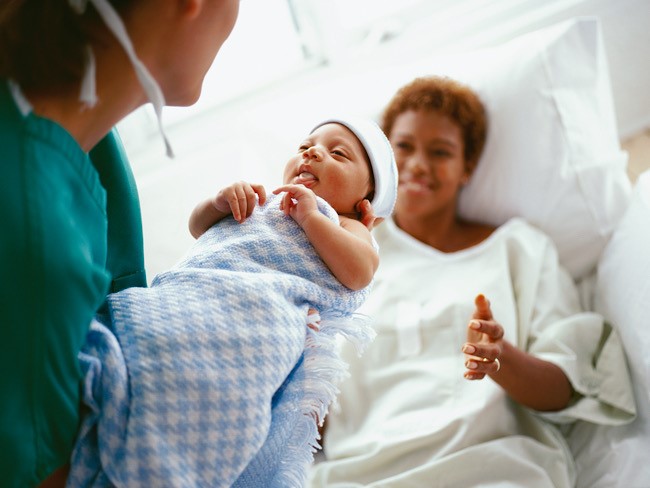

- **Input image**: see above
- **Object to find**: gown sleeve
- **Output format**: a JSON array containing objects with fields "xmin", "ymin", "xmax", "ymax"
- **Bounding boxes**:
[{"xmin": 520, "ymin": 234, "xmax": 636, "ymax": 425}]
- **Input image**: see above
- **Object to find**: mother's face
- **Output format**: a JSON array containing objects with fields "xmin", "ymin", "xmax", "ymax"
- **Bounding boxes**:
[{"xmin": 388, "ymin": 109, "xmax": 470, "ymax": 219}]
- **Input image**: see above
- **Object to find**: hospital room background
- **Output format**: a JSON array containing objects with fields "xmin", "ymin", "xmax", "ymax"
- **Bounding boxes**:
[
  {"xmin": 118, "ymin": 0, "xmax": 649, "ymax": 279},
  {"xmin": 116, "ymin": 0, "xmax": 649, "ymax": 485}
]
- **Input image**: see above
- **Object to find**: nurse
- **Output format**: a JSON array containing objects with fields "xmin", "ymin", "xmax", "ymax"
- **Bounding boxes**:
[{"xmin": 0, "ymin": 0, "xmax": 240, "ymax": 486}]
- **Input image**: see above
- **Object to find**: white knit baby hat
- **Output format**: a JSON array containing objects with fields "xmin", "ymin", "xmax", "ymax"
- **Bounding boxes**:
[{"xmin": 311, "ymin": 117, "xmax": 398, "ymax": 218}]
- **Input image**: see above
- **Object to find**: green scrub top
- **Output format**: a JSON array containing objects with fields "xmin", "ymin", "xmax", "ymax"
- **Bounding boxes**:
[{"xmin": 0, "ymin": 80, "xmax": 146, "ymax": 487}]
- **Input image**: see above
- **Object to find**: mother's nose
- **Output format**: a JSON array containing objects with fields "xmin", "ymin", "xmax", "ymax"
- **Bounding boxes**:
[{"xmin": 401, "ymin": 153, "xmax": 428, "ymax": 174}]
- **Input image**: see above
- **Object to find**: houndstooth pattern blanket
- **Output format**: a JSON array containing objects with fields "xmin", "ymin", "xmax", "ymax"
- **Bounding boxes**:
[{"xmin": 67, "ymin": 194, "xmax": 374, "ymax": 488}]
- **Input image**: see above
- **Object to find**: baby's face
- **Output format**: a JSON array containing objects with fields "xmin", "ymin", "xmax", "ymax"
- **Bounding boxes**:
[{"xmin": 283, "ymin": 123, "xmax": 373, "ymax": 215}]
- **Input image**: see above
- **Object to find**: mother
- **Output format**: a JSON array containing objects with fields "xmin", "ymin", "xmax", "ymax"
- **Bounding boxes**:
[
  {"xmin": 0, "ymin": 1, "xmax": 239, "ymax": 486},
  {"xmin": 310, "ymin": 76, "xmax": 635, "ymax": 487}
]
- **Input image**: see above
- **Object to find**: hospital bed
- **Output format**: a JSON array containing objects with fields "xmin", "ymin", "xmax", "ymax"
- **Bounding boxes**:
[{"xmin": 123, "ymin": 15, "xmax": 647, "ymax": 486}]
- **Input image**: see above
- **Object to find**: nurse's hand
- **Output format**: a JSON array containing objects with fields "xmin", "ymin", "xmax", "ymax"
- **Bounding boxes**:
[
  {"xmin": 356, "ymin": 199, "xmax": 383, "ymax": 231},
  {"xmin": 462, "ymin": 294, "xmax": 504, "ymax": 380}
]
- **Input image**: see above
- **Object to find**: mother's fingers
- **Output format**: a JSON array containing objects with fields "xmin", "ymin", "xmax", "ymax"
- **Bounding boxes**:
[
  {"xmin": 469, "ymin": 319, "xmax": 504, "ymax": 341},
  {"xmin": 473, "ymin": 294, "xmax": 493, "ymax": 320},
  {"xmin": 463, "ymin": 355, "xmax": 501, "ymax": 378},
  {"xmin": 464, "ymin": 371, "xmax": 486, "ymax": 380},
  {"xmin": 462, "ymin": 342, "xmax": 499, "ymax": 361}
]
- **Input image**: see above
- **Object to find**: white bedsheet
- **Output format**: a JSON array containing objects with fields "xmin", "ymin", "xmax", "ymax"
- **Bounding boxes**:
[{"xmin": 309, "ymin": 218, "xmax": 635, "ymax": 487}]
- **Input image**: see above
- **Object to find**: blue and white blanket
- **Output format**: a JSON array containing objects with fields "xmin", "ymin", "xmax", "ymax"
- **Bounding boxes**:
[{"xmin": 67, "ymin": 194, "xmax": 375, "ymax": 487}]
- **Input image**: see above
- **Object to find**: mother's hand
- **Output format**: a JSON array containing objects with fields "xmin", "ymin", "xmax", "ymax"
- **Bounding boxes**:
[{"xmin": 462, "ymin": 294, "xmax": 504, "ymax": 380}]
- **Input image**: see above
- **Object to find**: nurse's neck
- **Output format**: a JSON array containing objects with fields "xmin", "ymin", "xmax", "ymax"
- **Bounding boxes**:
[
  {"xmin": 23, "ymin": 50, "xmax": 147, "ymax": 153},
  {"xmin": 25, "ymin": 88, "xmax": 144, "ymax": 153}
]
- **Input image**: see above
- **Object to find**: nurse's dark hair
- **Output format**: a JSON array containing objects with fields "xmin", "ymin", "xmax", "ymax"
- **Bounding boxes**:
[
  {"xmin": 0, "ymin": 0, "xmax": 131, "ymax": 93},
  {"xmin": 381, "ymin": 76, "xmax": 488, "ymax": 171}
]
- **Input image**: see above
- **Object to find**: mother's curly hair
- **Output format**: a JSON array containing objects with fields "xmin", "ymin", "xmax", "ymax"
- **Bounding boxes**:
[{"xmin": 381, "ymin": 76, "xmax": 488, "ymax": 170}]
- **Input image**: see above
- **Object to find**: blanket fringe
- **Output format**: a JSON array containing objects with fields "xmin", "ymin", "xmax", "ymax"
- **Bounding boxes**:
[{"xmin": 274, "ymin": 312, "xmax": 376, "ymax": 487}]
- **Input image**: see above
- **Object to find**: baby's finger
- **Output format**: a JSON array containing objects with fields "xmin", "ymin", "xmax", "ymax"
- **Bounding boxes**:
[
  {"xmin": 243, "ymin": 186, "xmax": 259, "ymax": 218},
  {"xmin": 233, "ymin": 184, "xmax": 250, "ymax": 222},
  {"xmin": 274, "ymin": 184, "xmax": 299, "ymax": 195},
  {"xmin": 282, "ymin": 192, "xmax": 293, "ymax": 216},
  {"xmin": 275, "ymin": 183, "xmax": 313, "ymax": 200},
  {"xmin": 251, "ymin": 183, "xmax": 267, "ymax": 206},
  {"xmin": 225, "ymin": 188, "xmax": 242, "ymax": 222}
]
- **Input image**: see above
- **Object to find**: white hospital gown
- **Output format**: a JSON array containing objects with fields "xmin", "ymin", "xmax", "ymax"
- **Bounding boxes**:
[{"xmin": 309, "ymin": 218, "xmax": 635, "ymax": 488}]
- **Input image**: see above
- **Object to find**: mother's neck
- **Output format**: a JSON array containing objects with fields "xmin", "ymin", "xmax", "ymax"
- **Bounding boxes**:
[
  {"xmin": 394, "ymin": 208, "xmax": 485, "ymax": 253},
  {"xmin": 396, "ymin": 208, "xmax": 450, "ymax": 246}
]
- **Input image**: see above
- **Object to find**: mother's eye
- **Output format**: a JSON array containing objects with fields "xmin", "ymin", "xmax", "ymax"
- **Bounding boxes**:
[
  {"xmin": 430, "ymin": 149, "xmax": 452, "ymax": 158},
  {"xmin": 393, "ymin": 141, "xmax": 412, "ymax": 151}
]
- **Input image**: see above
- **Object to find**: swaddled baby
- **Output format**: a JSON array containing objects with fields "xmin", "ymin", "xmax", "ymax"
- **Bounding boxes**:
[{"xmin": 68, "ymin": 117, "xmax": 398, "ymax": 488}]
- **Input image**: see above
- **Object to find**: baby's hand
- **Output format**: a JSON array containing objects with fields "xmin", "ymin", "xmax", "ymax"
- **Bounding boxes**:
[
  {"xmin": 273, "ymin": 184, "xmax": 319, "ymax": 226},
  {"xmin": 214, "ymin": 181, "xmax": 266, "ymax": 223}
]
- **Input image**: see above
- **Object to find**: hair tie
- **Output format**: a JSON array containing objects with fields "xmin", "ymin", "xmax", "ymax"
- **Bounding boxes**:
[{"xmin": 68, "ymin": 0, "xmax": 174, "ymax": 157}]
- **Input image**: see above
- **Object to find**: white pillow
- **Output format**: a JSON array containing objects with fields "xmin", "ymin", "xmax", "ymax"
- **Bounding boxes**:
[
  {"xmin": 233, "ymin": 17, "xmax": 630, "ymax": 279},
  {"xmin": 452, "ymin": 18, "xmax": 631, "ymax": 279},
  {"xmin": 390, "ymin": 17, "xmax": 631, "ymax": 280},
  {"xmin": 567, "ymin": 170, "xmax": 650, "ymax": 487}
]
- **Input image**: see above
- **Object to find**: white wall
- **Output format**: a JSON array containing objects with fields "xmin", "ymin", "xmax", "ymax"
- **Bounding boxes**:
[{"xmin": 336, "ymin": 0, "xmax": 650, "ymax": 138}]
